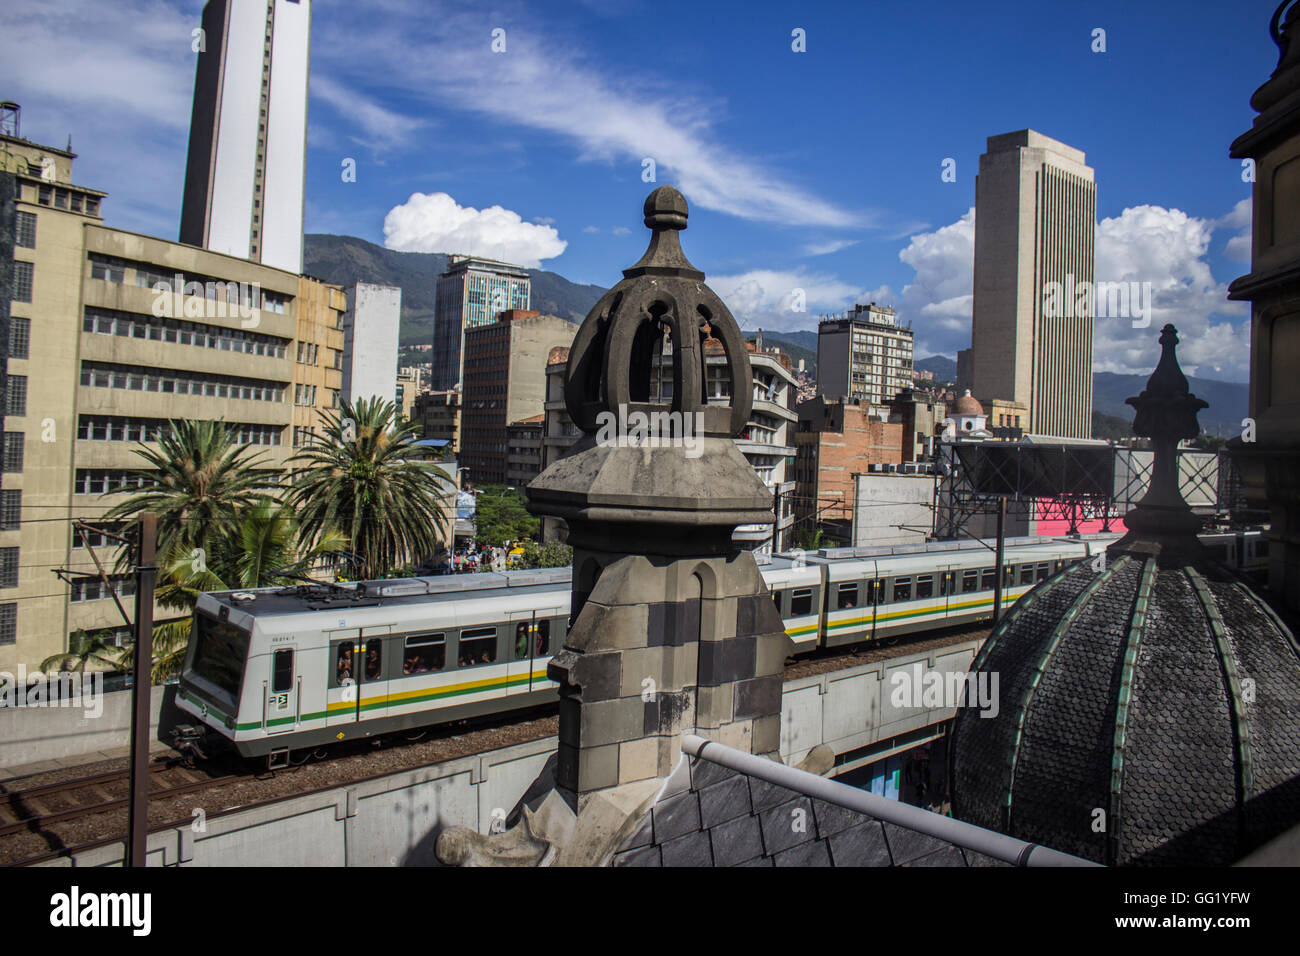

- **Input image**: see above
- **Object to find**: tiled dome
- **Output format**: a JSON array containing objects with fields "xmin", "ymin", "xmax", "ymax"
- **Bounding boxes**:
[
  {"xmin": 952, "ymin": 389, "xmax": 984, "ymax": 417},
  {"xmin": 950, "ymin": 326, "xmax": 1300, "ymax": 865}
]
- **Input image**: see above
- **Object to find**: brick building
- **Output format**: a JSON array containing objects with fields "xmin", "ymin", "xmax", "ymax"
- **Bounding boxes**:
[{"xmin": 792, "ymin": 397, "xmax": 904, "ymax": 542}]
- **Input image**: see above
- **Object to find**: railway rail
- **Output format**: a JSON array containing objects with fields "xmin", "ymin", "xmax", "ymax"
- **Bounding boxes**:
[{"xmin": 1, "ymin": 622, "xmax": 988, "ymax": 867}]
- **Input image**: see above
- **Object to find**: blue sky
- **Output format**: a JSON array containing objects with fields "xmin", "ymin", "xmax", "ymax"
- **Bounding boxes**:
[{"xmin": 0, "ymin": 0, "xmax": 1277, "ymax": 379}]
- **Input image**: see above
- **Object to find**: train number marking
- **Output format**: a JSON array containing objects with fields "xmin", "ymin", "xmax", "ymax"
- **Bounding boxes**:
[{"xmin": 269, "ymin": 693, "xmax": 289, "ymax": 710}]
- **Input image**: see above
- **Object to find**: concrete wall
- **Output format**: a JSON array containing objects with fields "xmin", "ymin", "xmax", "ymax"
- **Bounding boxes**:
[
  {"xmin": 39, "ymin": 735, "xmax": 556, "ymax": 867},
  {"xmin": 343, "ymin": 283, "xmax": 401, "ymax": 405},
  {"xmin": 852, "ymin": 473, "xmax": 937, "ymax": 546},
  {"xmin": 0, "ymin": 684, "xmax": 185, "ymax": 770},
  {"xmin": 29, "ymin": 638, "xmax": 986, "ymax": 865}
]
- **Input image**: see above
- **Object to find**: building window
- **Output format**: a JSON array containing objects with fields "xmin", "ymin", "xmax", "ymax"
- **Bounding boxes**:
[
  {"xmin": 80, "ymin": 362, "xmax": 283, "ymax": 403},
  {"xmin": 86, "ymin": 197, "xmax": 99, "ymax": 216},
  {"xmin": 0, "ymin": 603, "xmax": 14, "ymax": 644},
  {"xmin": 5, "ymin": 376, "xmax": 26, "ymax": 417},
  {"xmin": 15, "ymin": 211, "xmax": 36, "ymax": 248},
  {"xmin": 9, "ymin": 318, "xmax": 30, "ymax": 359},
  {"xmin": 0, "ymin": 548, "xmax": 18, "ymax": 588},
  {"xmin": 12, "ymin": 261, "xmax": 33, "ymax": 302},
  {"xmin": 38, "ymin": 185, "xmax": 51, "ymax": 206},
  {"xmin": 3, "ymin": 434, "xmax": 22, "ymax": 473},
  {"xmin": 0, "ymin": 490, "xmax": 19, "ymax": 531},
  {"xmin": 89, "ymin": 254, "xmax": 126, "ymax": 283}
]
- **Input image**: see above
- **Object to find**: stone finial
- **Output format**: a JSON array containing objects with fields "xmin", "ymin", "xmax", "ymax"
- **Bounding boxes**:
[
  {"xmin": 1112, "ymin": 324, "xmax": 1208, "ymax": 556},
  {"xmin": 1252, "ymin": 0, "xmax": 1300, "ymax": 111},
  {"xmin": 563, "ymin": 185, "xmax": 753, "ymax": 439}
]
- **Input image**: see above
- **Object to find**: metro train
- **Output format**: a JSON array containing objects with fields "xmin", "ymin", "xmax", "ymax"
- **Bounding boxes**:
[
  {"xmin": 175, "ymin": 528, "xmax": 1268, "ymax": 766},
  {"xmin": 174, "ymin": 534, "xmax": 1112, "ymax": 765}
]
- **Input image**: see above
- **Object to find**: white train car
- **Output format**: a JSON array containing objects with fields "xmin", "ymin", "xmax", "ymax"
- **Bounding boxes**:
[{"xmin": 175, "ymin": 536, "xmax": 1117, "ymax": 765}]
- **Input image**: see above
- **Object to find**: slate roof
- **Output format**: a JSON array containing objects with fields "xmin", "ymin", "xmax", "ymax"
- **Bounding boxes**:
[{"xmin": 612, "ymin": 736, "xmax": 1092, "ymax": 867}]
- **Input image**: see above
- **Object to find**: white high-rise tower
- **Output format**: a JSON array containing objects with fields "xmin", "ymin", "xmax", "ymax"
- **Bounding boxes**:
[{"xmin": 180, "ymin": 0, "xmax": 311, "ymax": 274}]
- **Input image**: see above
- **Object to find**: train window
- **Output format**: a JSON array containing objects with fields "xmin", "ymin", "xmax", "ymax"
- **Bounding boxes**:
[
  {"xmin": 458, "ymin": 627, "xmax": 498, "ymax": 667},
  {"xmin": 771, "ymin": 589, "xmax": 783, "ymax": 615},
  {"xmin": 1054, "ymin": 559, "xmax": 1066, "ymax": 572},
  {"xmin": 333, "ymin": 642, "xmax": 356, "ymax": 687},
  {"xmin": 915, "ymin": 575, "xmax": 934, "ymax": 600},
  {"xmin": 403, "ymin": 634, "xmax": 445, "ymax": 674},
  {"xmin": 838, "ymin": 583, "xmax": 859, "ymax": 610},
  {"xmin": 1036, "ymin": 563, "xmax": 1050, "ymax": 582},
  {"xmin": 980, "ymin": 569, "xmax": 996, "ymax": 591},
  {"xmin": 869, "ymin": 580, "xmax": 883, "ymax": 605},
  {"xmin": 893, "ymin": 577, "xmax": 913, "ymax": 602},
  {"xmin": 515, "ymin": 622, "xmax": 531, "ymax": 660},
  {"xmin": 1019, "ymin": 565, "xmax": 1035, "ymax": 586},
  {"xmin": 941, "ymin": 571, "xmax": 954, "ymax": 596},
  {"xmin": 962, "ymin": 570, "xmax": 980, "ymax": 594},
  {"xmin": 1004, "ymin": 566, "xmax": 1016, "ymax": 588},
  {"xmin": 190, "ymin": 614, "xmax": 250, "ymax": 706},
  {"xmin": 272, "ymin": 648, "xmax": 293, "ymax": 693},
  {"xmin": 363, "ymin": 640, "xmax": 383, "ymax": 680},
  {"xmin": 536, "ymin": 620, "xmax": 552, "ymax": 656},
  {"xmin": 791, "ymin": 588, "xmax": 813, "ymax": 616}
]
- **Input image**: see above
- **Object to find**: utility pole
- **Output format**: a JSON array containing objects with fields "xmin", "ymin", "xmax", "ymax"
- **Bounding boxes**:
[
  {"xmin": 992, "ymin": 496, "xmax": 1006, "ymax": 625},
  {"xmin": 127, "ymin": 512, "xmax": 157, "ymax": 867}
]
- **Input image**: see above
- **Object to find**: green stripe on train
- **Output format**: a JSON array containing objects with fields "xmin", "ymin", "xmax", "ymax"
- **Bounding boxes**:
[{"xmin": 234, "ymin": 671, "xmax": 549, "ymax": 732}]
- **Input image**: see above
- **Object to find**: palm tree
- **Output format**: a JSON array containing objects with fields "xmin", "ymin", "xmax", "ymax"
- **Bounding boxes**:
[
  {"xmin": 102, "ymin": 419, "xmax": 273, "ymax": 566},
  {"xmin": 288, "ymin": 397, "xmax": 452, "ymax": 580},
  {"xmin": 129, "ymin": 500, "xmax": 348, "ymax": 683},
  {"xmin": 39, "ymin": 628, "xmax": 129, "ymax": 675}
]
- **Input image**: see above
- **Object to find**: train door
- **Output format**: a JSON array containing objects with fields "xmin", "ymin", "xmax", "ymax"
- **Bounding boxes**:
[
  {"xmin": 326, "ymin": 630, "xmax": 361, "ymax": 729},
  {"xmin": 358, "ymin": 626, "xmax": 392, "ymax": 722},
  {"xmin": 506, "ymin": 611, "xmax": 536, "ymax": 697},
  {"xmin": 262, "ymin": 643, "xmax": 299, "ymax": 735},
  {"xmin": 939, "ymin": 565, "xmax": 957, "ymax": 620},
  {"xmin": 508, "ymin": 608, "xmax": 564, "ymax": 695}
]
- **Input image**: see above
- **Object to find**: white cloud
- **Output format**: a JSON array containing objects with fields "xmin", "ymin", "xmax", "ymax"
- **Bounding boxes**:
[
  {"xmin": 313, "ymin": 5, "xmax": 860, "ymax": 228},
  {"xmin": 532, "ymin": 216, "xmax": 557, "ymax": 225},
  {"xmin": 582, "ymin": 225, "xmax": 600, "ymax": 234},
  {"xmin": 612, "ymin": 226, "xmax": 632, "ymax": 236},
  {"xmin": 311, "ymin": 75, "xmax": 427, "ymax": 150},
  {"xmin": 1216, "ymin": 198, "xmax": 1251, "ymax": 262},
  {"xmin": 383, "ymin": 192, "xmax": 567, "ymax": 266},
  {"xmin": 803, "ymin": 238, "xmax": 861, "ymax": 257},
  {"xmin": 708, "ymin": 269, "xmax": 868, "ymax": 331},
  {"xmin": 888, "ymin": 203, "xmax": 1250, "ymax": 380}
]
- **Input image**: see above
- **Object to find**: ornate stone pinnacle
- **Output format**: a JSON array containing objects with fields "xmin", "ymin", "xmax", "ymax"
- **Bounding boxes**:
[{"xmin": 1113, "ymin": 324, "xmax": 1209, "ymax": 556}]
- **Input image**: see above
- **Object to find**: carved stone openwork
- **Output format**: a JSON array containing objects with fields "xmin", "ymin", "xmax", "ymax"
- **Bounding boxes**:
[{"xmin": 564, "ymin": 186, "xmax": 752, "ymax": 439}]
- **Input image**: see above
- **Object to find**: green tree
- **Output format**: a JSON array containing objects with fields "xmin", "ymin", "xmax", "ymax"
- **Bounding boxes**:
[
  {"xmin": 795, "ymin": 526, "xmax": 826, "ymax": 551},
  {"xmin": 288, "ymin": 397, "xmax": 452, "ymax": 580},
  {"xmin": 474, "ymin": 485, "xmax": 539, "ymax": 547},
  {"xmin": 39, "ymin": 628, "xmax": 129, "ymax": 675},
  {"xmin": 516, "ymin": 540, "xmax": 573, "ymax": 569},
  {"xmin": 102, "ymin": 419, "xmax": 272, "ymax": 566}
]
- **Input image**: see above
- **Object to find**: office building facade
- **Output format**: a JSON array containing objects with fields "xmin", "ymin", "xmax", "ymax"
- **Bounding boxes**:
[
  {"xmin": 971, "ymin": 129, "xmax": 1096, "ymax": 439},
  {"xmin": 432, "ymin": 256, "xmax": 530, "ymax": 389},
  {"xmin": 0, "ymin": 116, "xmax": 341, "ymax": 670},
  {"xmin": 816, "ymin": 303, "xmax": 914, "ymax": 407}
]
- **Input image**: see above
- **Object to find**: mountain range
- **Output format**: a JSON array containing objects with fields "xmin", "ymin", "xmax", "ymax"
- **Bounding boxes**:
[{"xmin": 303, "ymin": 234, "xmax": 1247, "ymax": 436}]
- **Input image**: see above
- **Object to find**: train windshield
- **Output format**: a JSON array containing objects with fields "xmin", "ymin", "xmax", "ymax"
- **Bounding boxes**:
[{"xmin": 188, "ymin": 612, "xmax": 250, "ymax": 708}]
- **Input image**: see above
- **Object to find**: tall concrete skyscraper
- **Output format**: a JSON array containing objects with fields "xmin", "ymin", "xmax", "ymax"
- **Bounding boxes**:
[
  {"xmin": 971, "ymin": 129, "xmax": 1095, "ymax": 439},
  {"xmin": 180, "ymin": 0, "xmax": 311, "ymax": 274}
]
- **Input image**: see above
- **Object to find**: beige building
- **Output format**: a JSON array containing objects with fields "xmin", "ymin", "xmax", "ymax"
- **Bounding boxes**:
[
  {"xmin": 1, "ymin": 117, "xmax": 342, "ymax": 671},
  {"xmin": 461, "ymin": 310, "xmax": 577, "ymax": 486},
  {"xmin": 971, "ymin": 129, "xmax": 1095, "ymax": 440},
  {"xmin": 816, "ymin": 303, "xmax": 914, "ymax": 406},
  {"xmin": 396, "ymin": 366, "xmax": 420, "ymax": 422}
]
